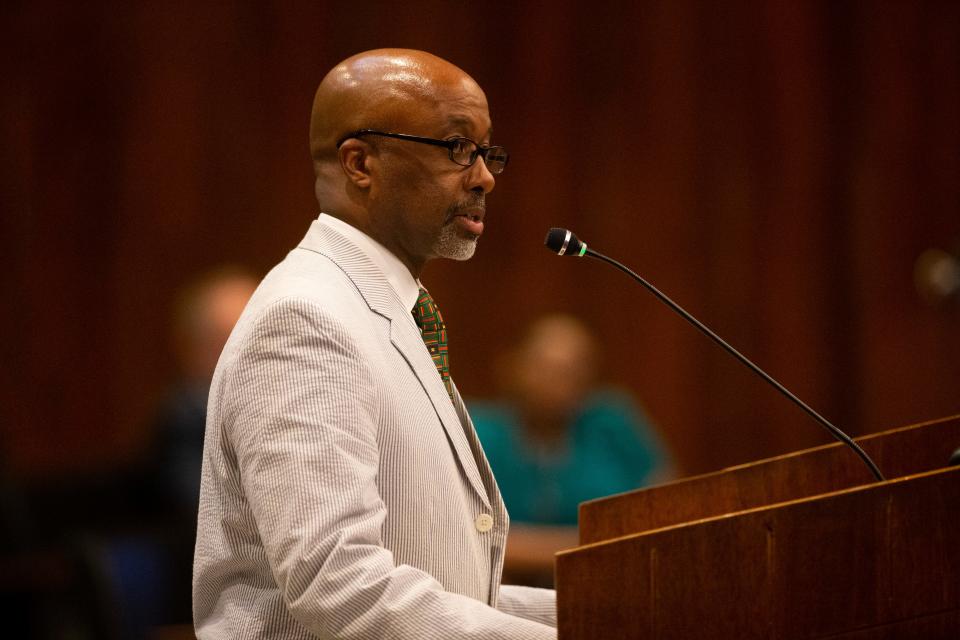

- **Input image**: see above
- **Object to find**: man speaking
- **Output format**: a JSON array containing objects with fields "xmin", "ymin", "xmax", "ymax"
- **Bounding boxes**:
[{"xmin": 192, "ymin": 49, "xmax": 557, "ymax": 639}]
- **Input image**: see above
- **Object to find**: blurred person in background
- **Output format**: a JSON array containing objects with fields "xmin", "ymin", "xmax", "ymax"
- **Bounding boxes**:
[
  {"xmin": 146, "ymin": 266, "xmax": 258, "ymax": 623},
  {"xmin": 151, "ymin": 266, "xmax": 258, "ymax": 519},
  {"xmin": 471, "ymin": 314, "xmax": 674, "ymax": 586},
  {"xmin": 0, "ymin": 269, "xmax": 257, "ymax": 639}
]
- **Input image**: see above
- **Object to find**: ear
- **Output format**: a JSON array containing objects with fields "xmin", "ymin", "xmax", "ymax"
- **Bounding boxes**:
[{"xmin": 338, "ymin": 140, "xmax": 373, "ymax": 188}]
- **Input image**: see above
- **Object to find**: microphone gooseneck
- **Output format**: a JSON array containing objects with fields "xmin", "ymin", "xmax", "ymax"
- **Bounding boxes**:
[{"xmin": 544, "ymin": 227, "xmax": 885, "ymax": 482}]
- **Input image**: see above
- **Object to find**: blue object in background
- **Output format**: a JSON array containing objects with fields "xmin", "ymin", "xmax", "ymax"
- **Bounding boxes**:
[{"xmin": 471, "ymin": 390, "xmax": 670, "ymax": 526}]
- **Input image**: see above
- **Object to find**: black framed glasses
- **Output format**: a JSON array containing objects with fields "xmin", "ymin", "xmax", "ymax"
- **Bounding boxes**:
[{"xmin": 336, "ymin": 129, "xmax": 509, "ymax": 175}]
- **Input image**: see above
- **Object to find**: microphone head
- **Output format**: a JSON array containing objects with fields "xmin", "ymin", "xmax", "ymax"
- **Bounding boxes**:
[{"xmin": 544, "ymin": 228, "xmax": 587, "ymax": 256}]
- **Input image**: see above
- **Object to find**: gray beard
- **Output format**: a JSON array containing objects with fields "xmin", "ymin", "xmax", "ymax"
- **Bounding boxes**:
[{"xmin": 434, "ymin": 221, "xmax": 478, "ymax": 261}]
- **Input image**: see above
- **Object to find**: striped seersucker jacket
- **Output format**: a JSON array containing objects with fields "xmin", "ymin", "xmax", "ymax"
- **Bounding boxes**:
[{"xmin": 193, "ymin": 218, "xmax": 557, "ymax": 639}]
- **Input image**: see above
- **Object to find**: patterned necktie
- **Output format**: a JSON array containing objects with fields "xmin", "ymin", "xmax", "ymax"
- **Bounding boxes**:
[{"xmin": 412, "ymin": 287, "xmax": 452, "ymax": 397}]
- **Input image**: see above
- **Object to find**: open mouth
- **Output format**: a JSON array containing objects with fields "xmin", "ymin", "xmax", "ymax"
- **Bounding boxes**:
[{"xmin": 453, "ymin": 211, "xmax": 485, "ymax": 236}]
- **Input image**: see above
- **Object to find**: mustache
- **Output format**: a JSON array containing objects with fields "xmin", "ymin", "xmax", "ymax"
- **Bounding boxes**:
[{"xmin": 446, "ymin": 193, "xmax": 485, "ymax": 217}]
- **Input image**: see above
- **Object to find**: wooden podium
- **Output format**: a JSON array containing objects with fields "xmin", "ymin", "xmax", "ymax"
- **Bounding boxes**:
[{"xmin": 555, "ymin": 415, "xmax": 960, "ymax": 639}]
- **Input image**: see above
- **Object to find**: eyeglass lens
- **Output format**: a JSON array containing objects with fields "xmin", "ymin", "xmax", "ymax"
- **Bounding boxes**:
[{"xmin": 449, "ymin": 138, "xmax": 508, "ymax": 174}]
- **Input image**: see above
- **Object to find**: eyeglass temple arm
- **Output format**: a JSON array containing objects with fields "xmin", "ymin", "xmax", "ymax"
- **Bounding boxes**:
[{"xmin": 336, "ymin": 130, "xmax": 456, "ymax": 150}]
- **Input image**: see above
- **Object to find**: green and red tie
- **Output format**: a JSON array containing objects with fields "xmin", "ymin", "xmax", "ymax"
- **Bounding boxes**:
[{"xmin": 412, "ymin": 287, "xmax": 452, "ymax": 397}]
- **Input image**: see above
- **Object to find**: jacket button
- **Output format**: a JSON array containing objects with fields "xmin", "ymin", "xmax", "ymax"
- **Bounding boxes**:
[{"xmin": 475, "ymin": 513, "xmax": 494, "ymax": 533}]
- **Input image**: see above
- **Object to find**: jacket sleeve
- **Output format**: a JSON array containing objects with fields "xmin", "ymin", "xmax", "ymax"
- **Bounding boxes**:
[
  {"xmin": 498, "ymin": 585, "xmax": 557, "ymax": 627},
  {"xmin": 227, "ymin": 299, "xmax": 557, "ymax": 639}
]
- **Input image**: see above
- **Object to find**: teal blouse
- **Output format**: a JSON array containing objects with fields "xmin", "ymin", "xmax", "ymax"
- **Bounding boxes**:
[{"xmin": 470, "ymin": 390, "xmax": 669, "ymax": 526}]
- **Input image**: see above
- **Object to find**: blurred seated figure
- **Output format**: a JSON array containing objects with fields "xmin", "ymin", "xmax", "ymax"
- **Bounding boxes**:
[
  {"xmin": 470, "ymin": 314, "xmax": 673, "ymax": 585},
  {"xmin": 0, "ymin": 269, "xmax": 258, "ymax": 637},
  {"xmin": 147, "ymin": 266, "xmax": 257, "ymax": 622},
  {"xmin": 151, "ymin": 266, "xmax": 258, "ymax": 517}
]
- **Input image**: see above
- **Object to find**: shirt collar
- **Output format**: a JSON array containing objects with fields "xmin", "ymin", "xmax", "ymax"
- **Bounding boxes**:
[{"xmin": 318, "ymin": 213, "xmax": 421, "ymax": 314}]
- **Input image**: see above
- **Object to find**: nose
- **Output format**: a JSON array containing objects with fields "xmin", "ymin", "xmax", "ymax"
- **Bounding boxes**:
[{"xmin": 466, "ymin": 158, "xmax": 496, "ymax": 194}]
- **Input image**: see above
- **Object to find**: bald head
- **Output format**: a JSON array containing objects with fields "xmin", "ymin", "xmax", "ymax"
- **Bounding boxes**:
[{"xmin": 310, "ymin": 49, "xmax": 483, "ymax": 164}]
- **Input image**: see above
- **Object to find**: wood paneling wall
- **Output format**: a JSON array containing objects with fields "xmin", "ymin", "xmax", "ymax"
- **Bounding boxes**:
[{"xmin": 2, "ymin": 1, "xmax": 958, "ymax": 478}]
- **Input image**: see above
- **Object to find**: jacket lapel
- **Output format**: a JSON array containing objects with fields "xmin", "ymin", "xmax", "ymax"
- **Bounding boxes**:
[
  {"xmin": 450, "ymin": 380, "xmax": 505, "ymax": 519},
  {"xmin": 298, "ymin": 219, "xmax": 491, "ymax": 509}
]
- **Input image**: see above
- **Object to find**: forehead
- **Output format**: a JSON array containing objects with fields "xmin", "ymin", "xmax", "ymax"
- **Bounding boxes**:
[
  {"xmin": 360, "ymin": 56, "xmax": 492, "ymax": 137},
  {"xmin": 430, "ymin": 77, "xmax": 492, "ymax": 137}
]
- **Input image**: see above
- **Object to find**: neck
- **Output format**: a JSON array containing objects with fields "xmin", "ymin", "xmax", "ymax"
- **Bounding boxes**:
[{"xmin": 330, "ymin": 209, "xmax": 427, "ymax": 279}]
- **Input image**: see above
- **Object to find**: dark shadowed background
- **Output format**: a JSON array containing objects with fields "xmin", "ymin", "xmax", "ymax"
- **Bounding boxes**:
[{"xmin": 2, "ymin": 0, "xmax": 958, "ymax": 481}]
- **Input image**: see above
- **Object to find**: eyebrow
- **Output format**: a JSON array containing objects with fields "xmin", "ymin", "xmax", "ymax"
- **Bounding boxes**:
[{"xmin": 445, "ymin": 115, "xmax": 493, "ymax": 140}]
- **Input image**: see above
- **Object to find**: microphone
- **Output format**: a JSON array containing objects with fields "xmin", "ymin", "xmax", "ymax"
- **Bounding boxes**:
[
  {"xmin": 545, "ymin": 228, "xmax": 589, "ymax": 257},
  {"xmin": 544, "ymin": 227, "xmax": 885, "ymax": 482}
]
